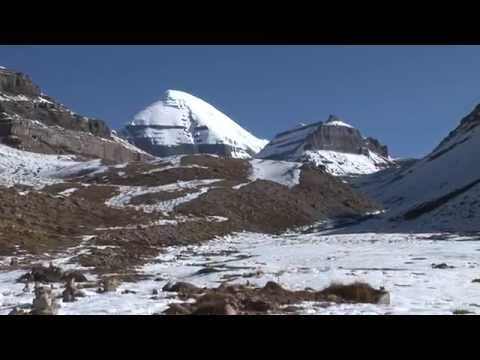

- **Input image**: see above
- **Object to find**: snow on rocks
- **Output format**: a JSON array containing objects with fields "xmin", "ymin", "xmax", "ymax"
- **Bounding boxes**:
[
  {"xmin": 303, "ymin": 150, "xmax": 390, "ymax": 176},
  {"xmin": 323, "ymin": 120, "xmax": 354, "ymax": 128},
  {"xmin": 2, "ymin": 230, "xmax": 479, "ymax": 315},
  {"xmin": 105, "ymin": 179, "xmax": 223, "ymax": 213},
  {"xmin": 355, "ymin": 104, "xmax": 480, "ymax": 232},
  {"xmin": 248, "ymin": 159, "xmax": 302, "ymax": 188}
]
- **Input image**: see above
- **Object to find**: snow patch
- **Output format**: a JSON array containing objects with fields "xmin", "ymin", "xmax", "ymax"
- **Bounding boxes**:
[
  {"xmin": 0, "ymin": 144, "xmax": 104, "ymax": 189},
  {"xmin": 105, "ymin": 179, "xmax": 222, "ymax": 213},
  {"xmin": 249, "ymin": 159, "xmax": 302, "ymax": 188},
  {"xmin": 323, "ymin": 120, "xmax": 353, "ymax": 128},
  {"xmin": 304, "ymin": 150, "xmax": 390, "ymax": 176}
]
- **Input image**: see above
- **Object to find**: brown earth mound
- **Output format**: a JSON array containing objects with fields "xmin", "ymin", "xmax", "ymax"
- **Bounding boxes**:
[
  {"xmin": 162, "ymin": 281, "xmax": 390, "ymax": 315},
  {"xmin": 176, "ymin": 166, "xmax": 379, "ymax": 234},
  {"xmin": 76, "ymin": 155, "xmax": 250, "ymax": 187}
]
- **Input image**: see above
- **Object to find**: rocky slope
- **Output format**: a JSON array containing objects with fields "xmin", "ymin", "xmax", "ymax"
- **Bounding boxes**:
[
  {"xmin": 354, "ymin": 103, "xmax": 480, "ymax": 232},
  {"xmin": 0, "ymin": 67, "xmax": 151, "ymax": 163},
  {"xmin": 257, "ymin": 115, "xmax": 392, "ymax": 176},
  {"xmin": 122, "ymin": 90, "xmax": 268, "ymax": 159},
  {"xmin": 0, "ymin": 143, "xmax": 379, "ymax": 273}
]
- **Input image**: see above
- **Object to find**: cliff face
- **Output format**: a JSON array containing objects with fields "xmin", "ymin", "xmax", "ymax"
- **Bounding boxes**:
[
  {"xmin": 257, "ymin": 115, "xmax": 391, "ymax": 176},
  {"xmin": 0, "ymin": 117, "xmax": 147, "ymax": 163},
  {"xmin": 258, "ymin": 115, "xmax": 389, "ymax": 160},
  {"xmin": 306, "ymin": 126, "xmax": 388, "ymax": 157},
  {"xmin": 0, "ymin": 67, "xmax": 151, "ymax": 163},
  {"xmin": 0, "ymin": 69, "xmax": 41, "ymax": 97}
]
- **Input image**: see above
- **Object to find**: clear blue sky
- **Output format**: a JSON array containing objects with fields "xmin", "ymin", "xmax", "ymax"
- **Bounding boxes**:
[{"xmin": 1, "ymin": 45, "xmax": 479, "ymax": 158}]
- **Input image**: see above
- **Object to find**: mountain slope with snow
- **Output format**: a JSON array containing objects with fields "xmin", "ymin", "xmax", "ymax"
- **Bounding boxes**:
[
  {"xmin": 355, "ymin": 104, "xmax": 480, "ymax": 232},
  {"xmin": 123, "ymin": 90, "xmax": 268, "ymax": 159},
  {"xmin": 257, "ymin": 115, "xmax": 392, "ymax": 176},
  {"xmin": 0, "ymin": 143, "xmax": 106, "ymax": 189}
]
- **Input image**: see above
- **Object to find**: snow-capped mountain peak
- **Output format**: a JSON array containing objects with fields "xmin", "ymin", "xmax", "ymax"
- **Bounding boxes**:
[
  {"xmin": 323, "ymin": 114, "xmax": 354, "ymax": 128},
  {"xmin": 124, "ymin": 90, "xmax": 268, "ymax": 159}
]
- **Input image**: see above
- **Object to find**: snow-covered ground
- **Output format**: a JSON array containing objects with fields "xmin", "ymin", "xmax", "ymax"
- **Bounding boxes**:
[
  {"xmin": 2, "ymin": 230, "xmax": 479, "ymax": 315},
  {"xmin": 0, "ymin": 144, "xmax": 106, "ymax": 188}
]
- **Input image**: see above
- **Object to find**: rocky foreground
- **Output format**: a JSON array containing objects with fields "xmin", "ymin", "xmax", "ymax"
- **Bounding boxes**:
[{"xmin": 0, "ymin": 150, "xmax": 387, "ymax": 315}]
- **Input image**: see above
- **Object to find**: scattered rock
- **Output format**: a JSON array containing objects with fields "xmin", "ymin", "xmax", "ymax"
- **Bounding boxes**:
[
  {"xmin": 97, "ymin": 278, "xmax": 120, "ymax": 293},
  {"xmin": 161, "ymin": 281, "xmax": 389, "ymax": 315},
  {"xmin": 163, "ymin": 303, "xmax": 192, "ymax": 315},
  {"xmin": 320, "ymin": 282, "xmax": 390, "ymax": 304},
  {"xmin": 243, "ymin": 298, "xmax": 271, "ymax": 312},
  {"xmin": 325, "ymin": 294, "xmax": 340, "ymax": 302},
  {"xmin": 453, "ymin": 309, "xmax": 474, "ymax": 315},
  {"xmin": 63, "ymin": 271, "xmax": 88, "ymax": 283},
  {"xmin": 17, "ymin": 264, "xmax": 88, "ymax": 284},
  {"xmin": 121, "ymin": 289, "xmax": 137, "ymax": 294},
  {"xmin": 162, "ymin": 281, "xmax": 201, "ymax": 294},
  {"xmin": 432, "ymin": 263, "xmax": 455, "ymax": 269},
  {"xmin": 62, "ymin": 278, "xmax": 86, "ymax": 303},
  {"xmin": 18, "ymin": 263, "xmax": 63, "ymax": 283},
  {"xmin": 31, "ymin": 285, "xmax": 60, "ymax": 315},
  {"xmin": 191, "ymin": 293, "xmax": 239, "ymax": 315},
  {"xmin": 194, "ymin": 267, "xmax": 224, "ymax": 276},
  {"xmin": 282, "ymin": 305, "xmax": 301, "ymax": 313},
  {"xmin": 242, "ymin": 270, "xmax": 264, "ymax": 278},
  {"xmin": 8, "ymin": 307, "xmax": 30, "ymax": 315}
]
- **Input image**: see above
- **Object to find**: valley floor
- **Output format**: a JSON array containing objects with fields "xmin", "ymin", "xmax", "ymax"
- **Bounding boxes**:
[{"xmin": 2, "ymin": 230, "xmax": 480, "ymax": 315}]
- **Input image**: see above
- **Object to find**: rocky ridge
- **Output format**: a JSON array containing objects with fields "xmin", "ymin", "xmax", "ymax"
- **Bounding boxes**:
[
  {"xmin": 0, "ymin": 67, "xmax": 151, "ymax": 163},
  {"xmin": 257, "ymin": 115, "xmax": 392, "ymax": 176}
]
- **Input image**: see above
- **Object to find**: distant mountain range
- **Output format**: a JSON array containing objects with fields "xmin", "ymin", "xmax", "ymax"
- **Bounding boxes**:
[{"xmin": 2, "ymin": 64, "xmax": 480, "ymax": 233}]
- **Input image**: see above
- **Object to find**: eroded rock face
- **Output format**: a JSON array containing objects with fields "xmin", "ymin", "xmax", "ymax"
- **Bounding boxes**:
[
  {"xmin": 257, "ymin": 115, "xmax": 389, "ymax": 160},
  {"xmin": 1, "ymin": 118, "xmax": 149, "ymax": 163},
  {"xmin": 0, "ymin": 69, "xmax": 41, "ymax": 97},
  {"xmin": 0, "ymin": 67, "xmax": 110, "ymax": 137},
  {"xmin": 0, "ymin": 67, "xmax": 150, "ymax": 163}
]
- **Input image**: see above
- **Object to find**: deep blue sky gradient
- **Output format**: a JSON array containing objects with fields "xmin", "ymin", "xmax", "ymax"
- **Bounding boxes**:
[{"xmin": 1, "ymin": 45, "xmax": 479, "ymax": 158}]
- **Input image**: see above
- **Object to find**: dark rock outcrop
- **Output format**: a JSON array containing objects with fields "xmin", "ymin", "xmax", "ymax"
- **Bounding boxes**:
[{"xmin": 162, "ymin": 281, "xmax": 390, "ymax": 315}]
